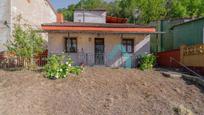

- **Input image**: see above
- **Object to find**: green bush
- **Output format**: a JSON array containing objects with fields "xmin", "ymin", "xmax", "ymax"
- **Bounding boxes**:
[
  {"xmin": 44, "ymin": 55, "xmax": 83, "ymax": 79},
  {"xmin": 138, "ymin": 54, "xmax": 156, "ymax": 71}
]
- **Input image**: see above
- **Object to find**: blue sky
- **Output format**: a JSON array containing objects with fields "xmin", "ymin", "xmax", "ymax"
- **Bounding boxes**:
[{"xmin": 50, "ymin": 0, "xmax": 79, "ymax": 9}]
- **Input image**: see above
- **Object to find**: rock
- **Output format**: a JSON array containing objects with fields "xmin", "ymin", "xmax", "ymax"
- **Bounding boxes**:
[
  {"xmin": 173, "ymin": 88, "xmax": 181, "ymax": 94},
  {"xmin": 174, "ymin": 104, "xmax": 194, "ymax": 115},
  {"xmin": 161, "ymin": 72, "xmax": 182, "ymax": 78},
  {"xmin": 182, "ymin": 74, "xmax": 204, "ymax": 88}
]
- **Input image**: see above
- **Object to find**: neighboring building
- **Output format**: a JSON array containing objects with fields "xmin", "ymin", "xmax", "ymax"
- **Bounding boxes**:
[
  {"xmin": 0, "ymin": 0, "xmax": 56, "ymax": 52},
  {"xmin": 42, "ymin": 10, "xmax": 156, "ymax": 68},
  {"xmin": 74, "ymin": 9, "xmax": 106, "ymax": 23},
  {"xmin": 171, "ymin": 17, "xmax": 204, "ymax": 49},
  {"xmin": 150, "ymin": 18, "xmax": 192, "ymax": 52}
]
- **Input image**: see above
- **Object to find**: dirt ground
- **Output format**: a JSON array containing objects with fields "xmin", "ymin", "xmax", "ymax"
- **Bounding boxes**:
[{"xmin": 0, "ymin": 67, "xmax": 204, "ymax": 115}]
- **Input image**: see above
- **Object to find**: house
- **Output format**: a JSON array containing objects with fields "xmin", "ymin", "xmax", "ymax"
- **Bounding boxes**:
[
  {"xmin": 171, "ymin": 17, "xmax": 204, "ymax": 49},
  {"xmin": 0, "ymin": 0, "xmax": 57, "ymax": 52},
  {"xmin": 42, "ymin": 10, "xmax": 156, "ymax": 68}
]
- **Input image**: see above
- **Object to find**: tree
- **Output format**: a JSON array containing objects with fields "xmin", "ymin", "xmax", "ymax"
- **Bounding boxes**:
[
  {"xmin": 6, "ymin": 16, "xmax": 44, "ymax": 68},
  {"xmin": 58, "ymin": 0, "xmax": 109, "ymax": 21},
  {"xmin": 76, "ymin": 0, "xmax": 109, "ymax": 9},
  {"xmin": 57, "ymin": 0, "xmax": 204, "ymax": 24},
  {"xmin": 118, "ymin": 0, "xmax": 139, "ymax": 23},
  {"xmin": 167, "ymin": 0, "xmax": 204, "ymax": 18},
  {"xmin": 58, "ymin": 4, "xmax": 76, "ymax": 21}
]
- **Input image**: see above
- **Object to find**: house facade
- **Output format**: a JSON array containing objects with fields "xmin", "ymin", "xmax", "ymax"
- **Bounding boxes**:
[
  {"xmin": 42, "ymin": 10, "xmax": 156, "ymax": 68},
  {"xmin": 0, "ymin": 0, "xmax": 56, "ymax": 52}
]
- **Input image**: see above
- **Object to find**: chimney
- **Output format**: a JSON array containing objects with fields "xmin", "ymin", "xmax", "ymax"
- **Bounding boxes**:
[{"xmin": 57, "ymin": 13, "xmax": 64, "ymax": 23}]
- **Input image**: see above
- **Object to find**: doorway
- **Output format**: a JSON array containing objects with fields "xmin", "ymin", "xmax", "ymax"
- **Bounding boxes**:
[{"xmin": 95, "ymin": 38, "xmax": 104, "ymax": 65}]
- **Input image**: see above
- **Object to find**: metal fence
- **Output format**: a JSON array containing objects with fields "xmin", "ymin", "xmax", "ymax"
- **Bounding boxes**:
[
  {"xmin": 50, "ymin": 52, "xmax": 141, "ymax": 68},
  {"xmin": 0, "ymin": 54, "xmax": 47, "ymax": 69}
]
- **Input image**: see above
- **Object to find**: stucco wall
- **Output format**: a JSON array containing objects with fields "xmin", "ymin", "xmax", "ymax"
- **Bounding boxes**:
[
  {"xmin": 0, "ymin": 0, "xmax": 56, "ymax": 51},
  {"xmin": 11, "ymin": 0, "xmax": 56, "ymax": 28},
  {"xmin": 0, "ymin": 0, "xmax": 11, "ymax": 52},
  {"xmin": 74, "ymin": 10, "xmax": 106, "ymax": 23},
  {"xmin": 11, "ymin": 0, "xmax": 56, "ymax": 47},
  {"xmin": 48, "ymin": 32, "xmax": 150, "ymax": 67}
]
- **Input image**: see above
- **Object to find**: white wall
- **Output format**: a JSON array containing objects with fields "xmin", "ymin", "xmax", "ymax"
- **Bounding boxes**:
[
  {"xmin": 74, "ymin": 10, "xmax": 106, "ymax": 23},
  {"xmin": 11, "ymin": 0, "xmax": 56, "ymax": 28},
  {"xmin": 48, "ymin": 32, "xmax": 150, "ymax": 67},
  {"xmin": 0, "ymin": 0, "xmax": 11, "ymax": 52}
]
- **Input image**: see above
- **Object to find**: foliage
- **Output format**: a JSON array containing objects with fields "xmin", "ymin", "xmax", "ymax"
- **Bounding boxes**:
[
  {"xmin": 44, "ymin": 55, "xmax": 83, "ymax": 79},
  {"xmin": 6, "ymin": 16, "xmax": 44, "ymax": 69},
  {"xmin": 138, "ymin": 54, "xmax": 156, "ymax": 71},
  {"xmin": 58, "ymin": 0, "xmax": 204, "ymax": 24},
  {"xmin": 58, "ymin": 4, "xmax": 76, "ymax": 21},
  {"xmin": 7, "ymin": 25, "xmax": 44, "ymax": 58},
  {"xmin": 75, "ymin": 0, "xmax": 109, "ymax": 9},
  {"xmin": 167, "ymin": 0, "xmax": 204, "ymax": 19},
  {"xmin": 58, "ymin": 0, "xmax": 109, "ymax": 21},
  {"xmin": 138, "ymin": 0, "xmax": 167, "ymax": 23}
]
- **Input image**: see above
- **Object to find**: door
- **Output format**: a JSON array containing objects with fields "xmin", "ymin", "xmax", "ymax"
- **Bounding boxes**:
[{"xmin": 95, "ymin": 38, "xmax": 104, "ymax": 65}]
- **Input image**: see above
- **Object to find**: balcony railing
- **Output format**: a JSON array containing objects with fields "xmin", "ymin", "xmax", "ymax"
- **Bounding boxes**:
[{"xmin": 50, "ymin": 52, "xmax": 141, "ymax": 68}]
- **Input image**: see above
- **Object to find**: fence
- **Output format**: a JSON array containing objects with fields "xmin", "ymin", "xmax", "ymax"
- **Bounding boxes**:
[
  {"xmin": 181, "ymin": 44, "xmax": 204, "ymax": 67},
  {"xmin": 0, "ymin": 50, "xmax": 48, "ymax": 68},
  {"xmin": 181, "ymin": 44, "xmax": 204, "ymax": 75},
  {"xmin": 51, "ymin": 52, "xmax": 141, "ymax": 68},
  {"xmin": 156, "ymin": 44, "xmax": 204, "ymax": 75},
  {"xmin": 156, "ymin": 49, "xmax": 180, "ymax": 68}
]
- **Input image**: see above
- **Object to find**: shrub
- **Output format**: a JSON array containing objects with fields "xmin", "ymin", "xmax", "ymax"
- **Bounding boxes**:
[
  {"xmin": 138, "ymin": 54, "xmax": 156, "ymax": 70},
  {"xmin": 44, "ymin": 55, "xmax": 83, "ymax": 79},
  {"xmin": 6, "ymin": 15, "xmax": 44, "ymax": 69}
]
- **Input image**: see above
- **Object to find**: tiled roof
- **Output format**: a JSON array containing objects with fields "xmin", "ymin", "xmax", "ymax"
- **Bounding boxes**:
[
  {"xmin": 42, "ymin": 22, "xmax": 156, "ymax": 33},
  {"xmin": 42, "ymin": 22, "xmax": 154, "ymax": 28}
]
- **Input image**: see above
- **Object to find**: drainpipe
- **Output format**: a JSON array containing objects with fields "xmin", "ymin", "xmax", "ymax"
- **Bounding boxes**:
[
  {"xmin": 203, "ymin": 27, "xmax": 204, "ymax": 43},
  {"xmin": 160, "ymin": 20, "xmax": 164, "ymax": 52}
]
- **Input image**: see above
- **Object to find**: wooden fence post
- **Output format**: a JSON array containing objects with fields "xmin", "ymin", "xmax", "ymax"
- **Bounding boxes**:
[{"xmin": 180, "ymin": 45, "xmax": 186, "ymax": 64}]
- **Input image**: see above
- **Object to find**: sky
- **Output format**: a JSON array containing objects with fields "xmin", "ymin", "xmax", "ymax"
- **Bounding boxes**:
[
  {"xmin": 50, "ymin": 0, "xmax": 112, "ymax": 9},
  {"xmin": 50, "ymin": 0, "xmax": 79, "ymax": 9}
]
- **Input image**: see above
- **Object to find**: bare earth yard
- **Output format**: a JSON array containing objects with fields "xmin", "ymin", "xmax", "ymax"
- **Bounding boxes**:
[{"xmin": 0, "ymin": 67, "xmax": 204, "ymax": 115}]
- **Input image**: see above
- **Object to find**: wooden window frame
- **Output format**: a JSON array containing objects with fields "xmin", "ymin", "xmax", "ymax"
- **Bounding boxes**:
[
  {"xmin": 122, "ymin": 39, "xmax": 134, "ymax": 53},
  {"xmin": 65, "ymin": 37, "xmax": 77, "ymax": 53}
]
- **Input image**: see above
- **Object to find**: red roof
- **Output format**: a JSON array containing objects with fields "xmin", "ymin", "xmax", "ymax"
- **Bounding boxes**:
[
  {"xmin": 106, "ymin": 16, "xmax": 128, "ymax": 23},
  {"xmin": 42, "ymin": 22, "xmax": 156, "ymax": 33}
]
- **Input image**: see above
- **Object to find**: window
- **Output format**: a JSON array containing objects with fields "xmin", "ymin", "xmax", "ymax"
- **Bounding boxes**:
[
  {"xmin": 122, "ymin": 39, "xmax": 134, "ymax": 53},
  {"xmin": 65, "ymin": 38, "xmax": 77, "ymax": 53}
]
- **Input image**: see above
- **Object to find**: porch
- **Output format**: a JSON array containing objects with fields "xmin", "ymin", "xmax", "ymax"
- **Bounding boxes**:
[
  {"xmin": 48, "ymin": 32, "xmax": 151, "ymax": 68},
  {"xmin": 51, "ymin": 52, "xmax": 140, "ymax": 68}
]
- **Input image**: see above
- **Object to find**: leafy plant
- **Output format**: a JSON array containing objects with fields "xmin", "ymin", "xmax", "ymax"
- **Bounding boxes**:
[
  {"xmin": 44, "ymin": 55, "xmax": 83, "ymax": 79},
  {"xmin": 69, "ymin": 66, "xmax": 84, "ymax": 75},
  {"xmin": 138, "ymin": 54, "xmax": 156, "ymax": 71},
  {"xmin": 6, "ymin": 15, "xmax": 44, "ymax": 69}
]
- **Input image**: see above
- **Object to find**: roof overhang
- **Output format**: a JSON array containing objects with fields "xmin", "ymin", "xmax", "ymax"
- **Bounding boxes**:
[{"xmin": 41, "ymin": 25, "xmax": 156, "ymax": 34}]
